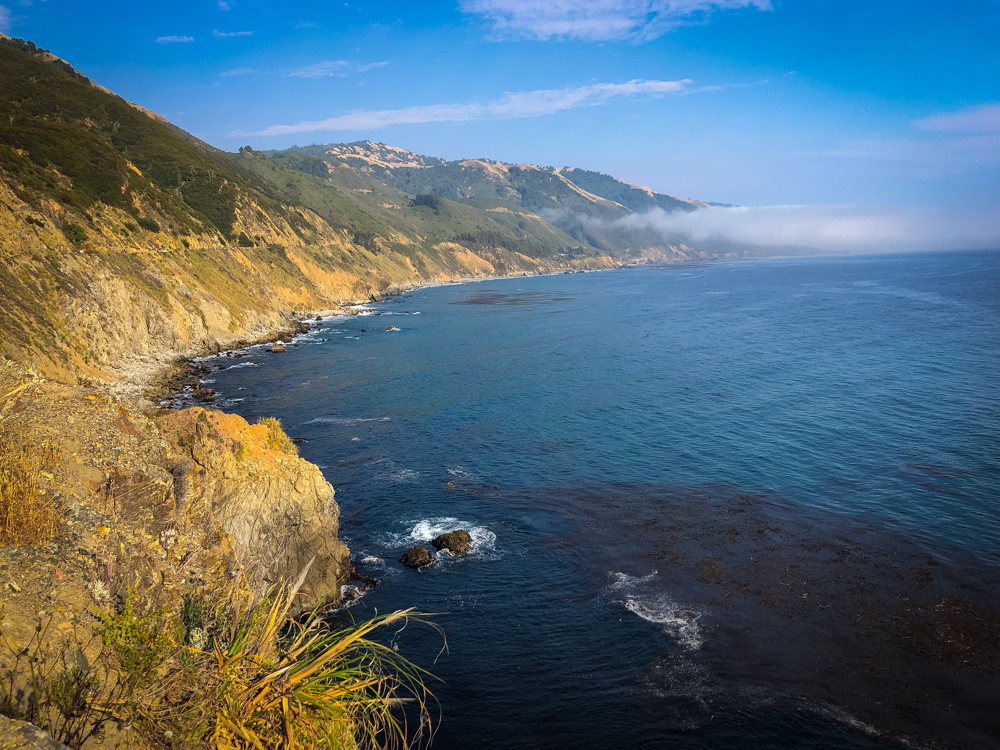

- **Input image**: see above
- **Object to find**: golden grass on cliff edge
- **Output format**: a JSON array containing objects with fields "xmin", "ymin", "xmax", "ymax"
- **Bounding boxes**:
[
  {"xmin": 212, "ymin": 563, "xmax": 442, "ymax": 750},
  {"xmin": 258, "ymin": 416, "xmax": 298, "ymax": 456},
  {"xmin": 0, "ymin": 367, "xmax": 59, "ymax": 547}
]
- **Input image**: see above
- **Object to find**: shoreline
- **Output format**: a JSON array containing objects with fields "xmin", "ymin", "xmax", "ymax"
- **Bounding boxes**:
[{"xmin": 139, "ymin": 262, "xmax": 645, "ymax": 407}]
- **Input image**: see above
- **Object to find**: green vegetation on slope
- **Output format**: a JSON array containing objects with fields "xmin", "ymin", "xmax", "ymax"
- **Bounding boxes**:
[
  {"xmin": 274, "ymin": 141, "xmax": 705, "ymax": 257},
  {"xmin": 0, "ymin": 39, "xmax": 294, "ymax": 238}
]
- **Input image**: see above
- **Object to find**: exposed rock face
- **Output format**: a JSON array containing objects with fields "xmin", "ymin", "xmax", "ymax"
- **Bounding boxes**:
[
  {"xmin": 399, "ymin": 546, "xmax": 434, "ymax": 568},
  {"xmin": 0, "ymin": 717, "xmax": 71, "ymax": 750},
  {"xmin": 432, "ymin": 530, "xmax": 472, "ymax": 556},
  {"xmin": 159, "ymin": 408, "xmax": 350, "ymax": 612},
  {"xmin": 271, "ymin": 342, "xmax": 287, "ymax": 353}
]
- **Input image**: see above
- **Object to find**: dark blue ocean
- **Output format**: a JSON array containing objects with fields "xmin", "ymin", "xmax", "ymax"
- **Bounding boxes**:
[{"xmin": 185, "ymin": 251, "xmax": 1000, "ymax": 749}]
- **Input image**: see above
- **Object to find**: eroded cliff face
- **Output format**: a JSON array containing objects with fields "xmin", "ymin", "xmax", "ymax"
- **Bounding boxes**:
[
  {"xmin": 0, "ymin": 371, "xmax": 350, "ymax": 618},
  {"xmin": 159, "ymin": 408, "xmax": 351, "ymax": 611}
]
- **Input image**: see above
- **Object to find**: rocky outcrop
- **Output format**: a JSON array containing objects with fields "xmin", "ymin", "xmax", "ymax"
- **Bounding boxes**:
[
  {"xmin": 0, "ymin": 717, "xmax": 71, "ymax": 750},
  {"xmin": 399, "ymin": 547, "xmax": 434, "ymax": 568},
  {"xmin": 432, "ymin": 530, "xmax": 472, "ymax": 556},
  {"xmin": 159, "ymin": 408, "xmax": 351, "ymax": 613},
  {"xmin": 0, "ymin": 366, "xmax": 351, "ymax": 619}
]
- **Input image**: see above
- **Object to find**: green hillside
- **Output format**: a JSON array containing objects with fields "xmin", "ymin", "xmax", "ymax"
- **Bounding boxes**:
[{"xmin": 275, "ymin": 141, "xmax": 710, "ymax": 255}]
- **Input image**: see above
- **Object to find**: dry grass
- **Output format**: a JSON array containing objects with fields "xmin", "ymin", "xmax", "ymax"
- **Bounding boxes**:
[
  {"xmin": 259, "ymin": 416, "xmax": 298, "ymax": 456},
  {"xmin": 2, "ymin": 567, "xmax": 441, "ymax": 750},
  {"xmin": 210, "ymin": 564, "xmax": 440, "ymax": 750},
  {"xmin": 0, "ymin": 365, "xmax": 59, "ymax": 547}
]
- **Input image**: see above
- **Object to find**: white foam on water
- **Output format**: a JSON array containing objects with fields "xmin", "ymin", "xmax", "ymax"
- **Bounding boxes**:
[
  {"xmin": 606, "ymin": 571, "xmax": 705, "ymax": 651},
  {"xmin": 379, "ymin": 517, "xmax": 499, "ymax": 560},
  {"xmin": 305, "ymin": 416, "xmax": 389, "ymax": 425},
  {"xmin": 375, "ymin": 468, "xmax": 420, "ymax": 484},
  {"xmin": 338, "ymin": 584, "xmax": 368, "ymax": 609},
  {"xmin": 225, "ymin": 361, "xmax": 261, "ymax": 369}
]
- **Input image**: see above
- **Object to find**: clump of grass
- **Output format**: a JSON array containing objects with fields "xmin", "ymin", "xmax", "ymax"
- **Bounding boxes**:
[
  {"xmin": 258, "ymin": 416, "xmax": 298, "ymax": 456},
  {"xmin": 211, "ymin": 565, "xmax": 440, "ymax": 749},
  {"xmin": 2, "ymin": 568, "xmax": 441, "ymax": 750},
  {"xmin": 0, "ymin": 420, "xmax": 59, "ymax": 547},
  {"xmin": 234, "ymin": 441, "xmax": 250, "ymax": 463}
]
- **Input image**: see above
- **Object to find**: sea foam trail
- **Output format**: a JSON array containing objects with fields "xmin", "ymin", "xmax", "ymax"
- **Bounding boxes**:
[
  {"xmin": 305, "ymin": 416, "xmax": 391, "ymax": 425},
  {"xmin": 606, "ymin": 571, "xmax": 705, "ymax": 651}
]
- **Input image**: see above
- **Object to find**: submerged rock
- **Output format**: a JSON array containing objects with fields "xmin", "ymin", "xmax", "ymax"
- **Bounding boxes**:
[
  {"xmin": 432, "ymin": 530, "xmax": 472, "ymax": 556},
  {"xmin": 399, "ymin": 546, "xmax": 434, "ymax": 568}
]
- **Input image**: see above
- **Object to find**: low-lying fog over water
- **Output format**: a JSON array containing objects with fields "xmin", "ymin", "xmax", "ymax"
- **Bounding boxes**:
[{"xmin": 181, "ymin": 251, "xmax": 1000, "ymax": 749}]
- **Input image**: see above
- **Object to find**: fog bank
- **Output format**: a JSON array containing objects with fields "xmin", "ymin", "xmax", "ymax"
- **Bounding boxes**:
[{"xmin": 619, "ymin": 205, "xmax": 1000, "ymax": 254}]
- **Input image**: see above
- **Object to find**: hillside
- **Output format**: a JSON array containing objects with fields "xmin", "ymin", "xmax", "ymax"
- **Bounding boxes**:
[
  {"xmin": 0, "ymin": 35, "xmax": 719, "ymax": 386},
  {"xmin": 280, "ymin": 141, "xmax": 709, "ymax": 254}
]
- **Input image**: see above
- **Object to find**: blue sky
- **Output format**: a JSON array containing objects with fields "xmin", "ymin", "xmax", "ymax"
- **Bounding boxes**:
[{"xmin": 3, "ymin": 1, "xmax": 999, "ymax": 249}]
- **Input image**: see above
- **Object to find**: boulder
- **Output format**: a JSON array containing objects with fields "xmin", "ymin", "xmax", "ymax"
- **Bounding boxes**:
[
  {"xmin": 432, "ymin": 530, "xmax": 472, "ymax": 556},
  {"xmin": 0, "ymin": 717, "xmax": 71, "ymax": 750},
  {"xmin": 271, "ymin": 342, "xmax": 286, "ymax": 353},
  {"xmin": 399, "ymin": 546, "xmax": 434, "ymax": 568}
]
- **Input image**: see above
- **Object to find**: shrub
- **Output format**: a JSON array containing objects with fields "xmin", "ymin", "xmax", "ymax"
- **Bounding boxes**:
[
  {"xmin": 61, "ymin": 223, "xmax": 87, "ymax": 243},
  {"xmin": 410, "ymin": 193, "xmax": 443, "ymax": 213},
  {"xmin": 136, "ymin": 216, "xmax": 160, "ymax": 233},
  {"xmin": 259, "ymin": 416, "xmax": 297, "ymax": 456}
]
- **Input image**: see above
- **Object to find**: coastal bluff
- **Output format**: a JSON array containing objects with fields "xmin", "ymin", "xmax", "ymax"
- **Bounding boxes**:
[
  {"xmin": 159, "ymin": 407, "xmax": 351, "ymax": 612},
  {"xmin": 0, "ymin": 370, "xmax": 350, "ymax": 625}
]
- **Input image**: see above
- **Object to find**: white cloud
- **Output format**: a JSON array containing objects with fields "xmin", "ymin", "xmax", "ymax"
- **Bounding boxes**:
[
  {"xmin": 156, "ymin": 35, "xmax": 195, "ymax": 44},
  {"xmin": 620, "ymin": 204, "xmax": 1000, "ymax": 253},
  {"xmin": 461, "ymin": 0, "xmax": 772, "ymax": 42},
  {"xmin": 221, "ymin": 66, "xmax": 258, "ymax": 77},
  {"xmin": 0, "ymin": 5, "xmax": 12, "ymax": 33},
  {"xmin": 218, "ymin": 1, "xmax": 230, "ymax": 10},
  {"xmin": 289, "ymin": 60, "xmax": 350, "ymax": 78},
  {"xmin": 213, "ymin": 29, "xmax": 253, "ymax": 38},
  {"xmin": 242, "ymin": 78, "xmax": 690, "ymax": 136},
  {"xmin": 914, "ymin": 104, "xmax": 1000, "ymax": 133},
  {"xmin": 357, "ymin": 61, "xmax": 389, "ymax": 72}
]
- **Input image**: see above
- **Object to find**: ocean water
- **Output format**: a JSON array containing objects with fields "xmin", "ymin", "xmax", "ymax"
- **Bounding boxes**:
[{"xmin": 186, "ymin": 251, "xmax": 1000, "ymax": 749}]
